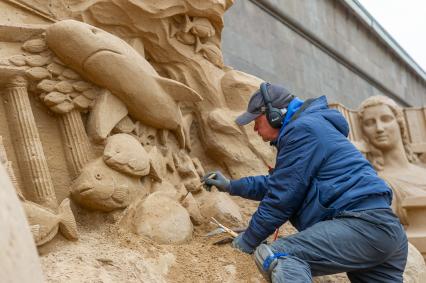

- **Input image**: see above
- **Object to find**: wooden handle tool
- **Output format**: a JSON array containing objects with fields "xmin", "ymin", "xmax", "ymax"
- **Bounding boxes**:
[
  {"xmin": 201, "ymin": 173, "xmax": 217, "ymax": 185},
  {"xmin": 199, "ymin": 173, "xmax": 217, "ymax": 191},
  {"xmin": 210, "ymin": 217, "xmax": 238, "ymax": 238}
]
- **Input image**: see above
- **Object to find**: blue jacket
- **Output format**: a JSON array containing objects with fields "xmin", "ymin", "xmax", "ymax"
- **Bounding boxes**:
[{"xmin": 229, "ymin": 96, "xmax": 392, "ymax": 249}]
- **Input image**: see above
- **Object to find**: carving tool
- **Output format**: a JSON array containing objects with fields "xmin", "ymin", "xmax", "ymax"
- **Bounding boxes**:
[
  {"xmin": 210, "ymin": 217, "xmax": 238, "ymax": 238},
  {"xmin": 273, "ymin": 228, "xmax": 279, "ymax": 241},
  {"xmin": 204, "ymin": 227, "xmax": 246, "ymax": 237},
  {"xmin": 202, "ymin": 173, "xmax": 217, "ymax": 184},
  {"xmin": 200, "ymin": 172, "xmax": 216, "ymax": 191},
  {"xmin": 213, "ymin": 237, "xmax": 234, "ymax": 245}
]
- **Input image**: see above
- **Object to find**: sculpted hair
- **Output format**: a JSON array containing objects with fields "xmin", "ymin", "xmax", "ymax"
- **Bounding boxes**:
[{"xmin": 358, "ymin": 95, "xmax": 417, "ymax": 171}]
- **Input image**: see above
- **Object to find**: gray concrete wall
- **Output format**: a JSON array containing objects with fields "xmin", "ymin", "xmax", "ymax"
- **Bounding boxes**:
[{"xmin": 221, "ymin": 0, "xmax": 426, "ymax": 108}]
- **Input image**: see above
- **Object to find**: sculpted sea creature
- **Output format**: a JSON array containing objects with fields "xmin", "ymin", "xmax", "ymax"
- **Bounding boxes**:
[
  {"xmin": 71, "ymin": 158, "xmax": 143, "ymax": 212},
  {"xmin": 87, "ymin": 89, "xmax": 128, "ymax": 143},
  {"xmin": 103, "ymin": 133, "xmax": 150, "ymax": 177},
  {"xmin": 23, "ymin": 198, "xmax": 78, "ymax": 246},
  {"xmin": 190, "ymin": 17, "xmax": 216, "ymax": 38},
  {"xmin": 178, "ymin": 14, "xmax": 216, "ymax": 38},
  {"xmin": 195, "ymin": 37, "xmax": 223, "ymax": 67},
  {"xmin": 46, "ymin": 20, "xmax": 203, "ymax": 148}
]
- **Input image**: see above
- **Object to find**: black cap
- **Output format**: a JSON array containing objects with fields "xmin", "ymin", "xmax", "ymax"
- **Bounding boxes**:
[{"xmin": 235, "ymin": 83, "xmax": 294, "ymax": 125}]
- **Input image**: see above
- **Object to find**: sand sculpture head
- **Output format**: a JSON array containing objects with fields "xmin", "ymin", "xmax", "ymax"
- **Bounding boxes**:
[{"xmin": 358, "ymin": 95, "xmax": 416, "ymax": 170}]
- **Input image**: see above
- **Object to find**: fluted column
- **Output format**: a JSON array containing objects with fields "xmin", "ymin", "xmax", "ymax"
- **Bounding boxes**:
[
  {"xmin": 3, "ymin": 76, "xmax": 57, "ymax": 209},
  {"xmin": 58, "ymin": 109, "xmax": 93, "ymax": 177}
]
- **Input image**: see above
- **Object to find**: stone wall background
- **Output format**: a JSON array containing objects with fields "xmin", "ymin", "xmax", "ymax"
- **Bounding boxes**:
[{"xmin": 222, "ymin": 0, "xmax": 426, "ymax": 108}]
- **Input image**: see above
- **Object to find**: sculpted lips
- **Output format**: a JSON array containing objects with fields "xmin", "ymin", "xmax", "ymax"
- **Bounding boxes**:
[
  {"xmin": 375, "ymin": 134, "xmax": 388, "ymax": 141},
  {"xmin": 79, "ymin": 187, "xmax": 92, "ymax": 194}
]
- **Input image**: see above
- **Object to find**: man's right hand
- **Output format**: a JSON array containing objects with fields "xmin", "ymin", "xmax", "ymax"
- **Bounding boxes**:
[
  {"xmin": 232, "ymin": 232, "xmax": 255, "ymax": 254},
  {"xmin": 202, "ymin": 171, "xmax": 230, "ymax": 192}
]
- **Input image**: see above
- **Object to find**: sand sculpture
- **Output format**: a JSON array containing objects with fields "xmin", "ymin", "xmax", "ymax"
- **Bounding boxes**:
[
  {"xmin": 22, "ymin": 198, "xmax": 78, "ymax": 246},
  {"xmin": 0, "ymin": 5, "xmax": 245, "ymax": 247},
  {"xmin": 331, "ymin": 97, "xmax": 426, "ymax": 260},
  {"xmin": 0, "ymin": 162, "xmax": 44, "ymax": 283},
  {"xmin": 0, "ymin": 136, "xmax": 78, "ymax": 246},
  {"xmin": 358, "ymin": 97, "xmax": 426, "ymax": 222},
  {"xmin": 1, "ymin": 74, "xmax": 58, "ymax": 210},
  {"xmin": 357, "ymin": 96, "xmax": 426, "ymax": 259},
  {"xmin": 46, "ymin": 20, "xmax": 203, "ymax": 149},
  {"xmin": 70, "ymin": 0, "xmax": 276, "ymax": 178}
]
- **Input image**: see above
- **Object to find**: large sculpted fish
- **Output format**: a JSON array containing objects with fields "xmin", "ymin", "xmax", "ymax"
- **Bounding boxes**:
[
  {"xmin": 45, "ymin": 20, "xmax": 203, "ymax": 148},
  {"xmin": 70, "ymin": 158, "xmax": 144, "ymax": 212}
]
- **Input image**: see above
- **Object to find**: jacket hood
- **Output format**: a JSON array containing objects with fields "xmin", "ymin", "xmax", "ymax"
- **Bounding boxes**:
[{"xmin": 302, "ymin": 96, "xmax": 350, "ymax": 137}]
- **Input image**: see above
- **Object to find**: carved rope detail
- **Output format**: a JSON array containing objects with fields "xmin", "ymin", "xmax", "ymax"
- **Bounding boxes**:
[{"xmin": 3, "ymin": 76, "xmax": 57, "ymax": 209}]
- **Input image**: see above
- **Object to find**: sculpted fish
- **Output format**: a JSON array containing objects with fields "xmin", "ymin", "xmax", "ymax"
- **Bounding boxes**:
[
  {"xmin": 71, "ymin": 158, "xmax": 143, "ymax": 212},
  {"xmin": 23, "ymin": 198, "xmax": 78, "ymax": 246},
  {"xmin": 103, "ymin": 133, "xmax": 150, "ymax": 177},
  {"xmin": 45, "ymin": 20, "xmax": 203, "ymax": 148}
]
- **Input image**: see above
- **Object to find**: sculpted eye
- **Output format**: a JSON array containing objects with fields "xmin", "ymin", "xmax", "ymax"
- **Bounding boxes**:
[
  {"xmin": 95, "ymin": 173, "xmax": 102, "ymax": 180},
  {"xmin": 363, "ymin": 119, "xmax": 375, "ymax": 127},
  {"xmin": 381, "ymin": 115, "xmax": 394, "ymax": 123}
]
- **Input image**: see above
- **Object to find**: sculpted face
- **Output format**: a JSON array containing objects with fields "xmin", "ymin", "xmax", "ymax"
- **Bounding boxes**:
[
  {"xmin": 254, "ymin": 114, "xmax": 280, "ymax": 142},
  {"xmin": 361, "ymin": 104, "xmax": 401, "ymax": 151}
]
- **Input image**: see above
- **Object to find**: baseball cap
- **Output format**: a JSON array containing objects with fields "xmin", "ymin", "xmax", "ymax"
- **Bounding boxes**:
[{"xmin": 235, "ymin": 83, "xmax": 294, "ymax": 126}]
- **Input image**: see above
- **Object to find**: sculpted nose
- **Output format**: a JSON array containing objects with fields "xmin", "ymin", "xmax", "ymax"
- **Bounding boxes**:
[{"xmin": 376, "ymin": 121, "xmax": 384, "ymax": 132}]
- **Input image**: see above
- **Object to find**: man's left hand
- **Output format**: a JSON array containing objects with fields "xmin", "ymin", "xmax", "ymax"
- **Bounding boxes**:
[{"xmin": 232, "ymin": 232, "xmax": 254, "ymax": 254}]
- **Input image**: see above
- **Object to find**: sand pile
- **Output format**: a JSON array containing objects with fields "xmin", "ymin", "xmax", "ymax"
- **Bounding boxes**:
[
  {"xmin": 38, "ymin": 196, "xmax": 353, "ymax": 282},
  {"xmin": 39, "ymin": 197, "xmax": 265, "ymax": 282}
]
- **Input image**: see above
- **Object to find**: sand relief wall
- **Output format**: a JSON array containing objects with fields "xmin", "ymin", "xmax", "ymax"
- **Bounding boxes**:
[
  {"xmin": 0, "ymin": 0, "xmax": 276, "ymax": 249},
  {"xmin": 330, "ymin": 98, "xmax": 426, "ymax": 260}
]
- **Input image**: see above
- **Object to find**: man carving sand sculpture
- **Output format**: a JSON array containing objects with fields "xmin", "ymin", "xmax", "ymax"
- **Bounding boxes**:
[{"xmin": 203, "ymin": 83, "xmax": 408, "ymax": 282}]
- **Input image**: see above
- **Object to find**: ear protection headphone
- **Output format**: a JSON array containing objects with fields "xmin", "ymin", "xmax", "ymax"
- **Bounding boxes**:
[{"xmin": 260, "ymin": 82, "xmax": 285, "ymax": 128}]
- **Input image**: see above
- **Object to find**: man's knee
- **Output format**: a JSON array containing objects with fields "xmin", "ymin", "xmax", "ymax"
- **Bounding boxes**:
[
  {"xmin": 254, "ymin": 244, "xmax": 281, "ymax": 281},
  {"xmin": 254, "ymin": 244, "xmax": 311, "ymax": 283}
]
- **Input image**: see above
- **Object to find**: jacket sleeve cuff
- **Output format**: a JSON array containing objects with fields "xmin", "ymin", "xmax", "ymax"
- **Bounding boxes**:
[
  {"xmin": 241, "ymin": 224, "xmax": 265, "ymax": 249},
  {"xmin": 229, "ymin": 179, "xmax": 245, "ymax": 196}
]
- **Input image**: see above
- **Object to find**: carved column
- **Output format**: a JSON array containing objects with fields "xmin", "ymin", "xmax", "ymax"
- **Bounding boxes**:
[
  {"xmin": 58, "ymin": 109, "xmax": 93, "ymax": 177},
  {"xmin": 3, "ymin": 76, "xmax": 57, "ymax": 209}
]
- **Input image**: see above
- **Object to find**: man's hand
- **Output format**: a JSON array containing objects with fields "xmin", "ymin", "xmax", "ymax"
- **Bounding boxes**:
[
  {"xmin": 232, "ymin": 232, "xmax": 254, "ymax": 254},
  {"xmin": 202, "ymin": 171, "xmax": 230, "ymax": 192}
]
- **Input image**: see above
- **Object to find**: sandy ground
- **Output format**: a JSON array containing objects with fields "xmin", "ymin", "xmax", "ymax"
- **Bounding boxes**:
[{"xmin": 39, "ymin": 197, "xmax": 349, "ymax": 282}]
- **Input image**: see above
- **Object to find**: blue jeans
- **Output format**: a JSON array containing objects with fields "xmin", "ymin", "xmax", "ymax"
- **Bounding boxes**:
[{"xmin": 262, "ymin": 209, "xmax": 408, "ymax": 282}]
